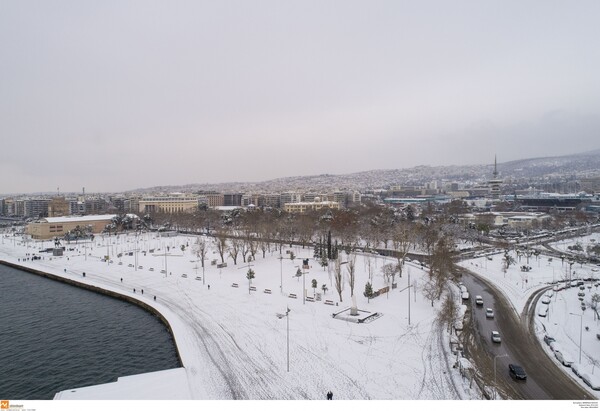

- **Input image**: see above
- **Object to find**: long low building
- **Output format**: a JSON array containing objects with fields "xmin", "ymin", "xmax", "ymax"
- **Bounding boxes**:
[
  {"xmin": 27, "ymin": 214, "xmax": 136, "ymax": 239},
  {"xmin": 283, "ymin": 199, "xmax": 340, "ymax": 213}
]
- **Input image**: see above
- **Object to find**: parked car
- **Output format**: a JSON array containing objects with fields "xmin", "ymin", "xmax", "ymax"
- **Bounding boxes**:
[
  {"xmin": 571, "ymin": 362, "xmax": 585, "ymax": 378},
  {"xmin": 475, "ymin": 295, "xmax": 483, "ymax": 306},
  {"xmin": 541, "ymin": 296, "xmax": 551, "ymax": 304},
  {"xmin": 509, "ymin": 363, "xmax": 527, "ymax": 380},
  {"xmin": 491, "ymin": 331, "xmax": 501, "ymax": 343},
  {"xmin": 462, "ymin": 291, "xmax": 470, "ymax": 300},
  {"xmin": 581, "ymin": 373, "xmax": 600, "ymax": 390},
  {"xmin": 485, "ymin": 308, "xmax": 494, "ymax": 318},
  {"xmin": 543, "ymin": 335, "xmax": 555, "ymax": 346},
  {"xmin": 549, "ymin": 341, "xmax": 562, "ymax": 353},
  {"xmin": 555, "ymin": 350, "xmax": 574, "ymax": 367}
]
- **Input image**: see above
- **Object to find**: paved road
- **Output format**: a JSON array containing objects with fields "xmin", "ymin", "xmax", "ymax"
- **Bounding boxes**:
[{"xmin": 457, "ymin": 266, "xmax": 591, "ymax": 400}]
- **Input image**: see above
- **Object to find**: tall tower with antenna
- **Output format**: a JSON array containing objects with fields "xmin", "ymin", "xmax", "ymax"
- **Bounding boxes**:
[{"xmin": 489, "ymin": 155, "xmax": 502, "ymax": 199}]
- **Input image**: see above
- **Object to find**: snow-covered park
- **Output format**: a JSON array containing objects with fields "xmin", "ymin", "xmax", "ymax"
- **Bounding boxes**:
[
  {"xmin": 0, "ymin": 231, "xmax": 476, "ymax": 401},
  {"xmin": 3, "ymin": 228, "xmax": 600, "ymax": 402}
]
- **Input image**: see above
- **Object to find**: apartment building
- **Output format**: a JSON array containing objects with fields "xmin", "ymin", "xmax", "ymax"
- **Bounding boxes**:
[
  {"xmin": 138, "ymin": 194, "xmax": 199, "ymax": 214},
  {"xmin": 283, "ymin": 199, "xmax": 340, "ymax": 214}
]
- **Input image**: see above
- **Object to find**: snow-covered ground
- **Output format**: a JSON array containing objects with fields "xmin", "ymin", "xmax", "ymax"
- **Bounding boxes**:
[
  {"xmin": 460, "ymin": 247, "xmax": 600, "ymax": 397},
  {"xmin": 0, "ymin": 232, "xmax": 476, "ymax": 401},
  {"xmin": 4, "ymin": 229, "xmax": 599, "ymax": 403}
]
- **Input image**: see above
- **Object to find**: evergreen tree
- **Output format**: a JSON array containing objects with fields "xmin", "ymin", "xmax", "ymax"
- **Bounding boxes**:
[
  {"xmin": 246, "ymin": 268, "xmax": 255, "ymax": 294},
  {"xmin": 320, "ymin": 254, "xmax": 328, "ymax": 270},
  {"xmin": 311, "ymin": 279, "xmax": 318, "ymax": 295},
  {"xmin": 327, "ymin": 230, "xmax": 332, "ymax": 260},
  {"xmin": 363, "ymin": 282, "xmax": 374, "ymax": 303}
]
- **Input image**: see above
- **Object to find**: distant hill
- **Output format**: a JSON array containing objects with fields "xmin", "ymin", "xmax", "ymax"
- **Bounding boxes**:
[{"xmin": 132, "ymin": 149, "xmax": 600, "ymax": 194}]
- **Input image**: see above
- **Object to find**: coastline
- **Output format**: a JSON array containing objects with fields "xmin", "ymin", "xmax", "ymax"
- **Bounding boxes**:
[
  {"xmin": 0, "ymin": 259, "xmax": 184, "ymax": 369},
  {"xmin": 0, "ymin": 257, "xmax": 190, "ymax": 400}
]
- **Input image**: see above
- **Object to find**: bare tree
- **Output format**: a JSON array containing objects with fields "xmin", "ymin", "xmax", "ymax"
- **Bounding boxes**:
[
  {"xmin": 346, "ymin": 255, "xmax": 357, "ymax": 297},
  {"xmin": 213, "ymin": 228, "xmax": 229, "ymax": 264},
  {"xmin": 381, "ymin": 263, "xmax": 396, "ymax": 285},
  {"xmin": 438, "ymin": 292, "xmax": 458, "ymax": 333},
  {"xmin": 334, "ymin": 257, "xmax": 344, "ymax": 302},
  {"xmin": 194, "ymin": 236, "xmax": 208, "ymax": 270},
  {"xmin": 392, "ymin": 221, "xmax": 416, "ymax": 279},
  {"xmin": 422, "ymin": 277, "xmax": 444, "ymax": 307},
  {"xmin": 229, "ymin": 238, "xmax": 241, "ymax": 265}
]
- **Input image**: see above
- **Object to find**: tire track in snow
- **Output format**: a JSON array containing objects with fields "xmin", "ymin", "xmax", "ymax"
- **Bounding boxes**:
[{"xmin": 416, "ymin": 320, "xmax": 460, "ymax": 400}]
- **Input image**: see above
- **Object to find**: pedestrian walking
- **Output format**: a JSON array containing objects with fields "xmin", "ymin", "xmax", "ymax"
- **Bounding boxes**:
[{"xmin": 208, "ymin": 285, "xmax": 210, "ymax": 290}]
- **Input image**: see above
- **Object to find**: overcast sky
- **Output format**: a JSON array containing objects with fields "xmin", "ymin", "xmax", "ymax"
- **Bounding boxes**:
[{"xmin": 1, "ymin": 1, "xmax": 599, "ymax": 194}]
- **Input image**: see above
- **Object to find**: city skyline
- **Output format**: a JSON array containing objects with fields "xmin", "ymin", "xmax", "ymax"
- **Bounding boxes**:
[{"xmin": 2, "ymin": 1, "xmax": 600, "ymax": 194}]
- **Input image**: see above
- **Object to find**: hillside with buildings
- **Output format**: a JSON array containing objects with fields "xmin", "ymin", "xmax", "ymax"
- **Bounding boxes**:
[{"xmin": 2, "ymin": 149, "xmax": 600, "ymax": 223}]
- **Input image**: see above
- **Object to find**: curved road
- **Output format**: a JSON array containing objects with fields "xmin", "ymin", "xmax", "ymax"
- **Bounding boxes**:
[{"xmin": 457, "ymin": 266, "xmax": 591, "ymax": 400}]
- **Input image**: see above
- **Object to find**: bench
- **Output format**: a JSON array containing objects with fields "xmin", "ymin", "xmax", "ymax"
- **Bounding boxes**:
[
  {"xmin": 217, "ymin": 263, "xmax": 227, "ymax": 268},
  {"xmin": 305, "ymin": 296, "xmax": 315, "ymax": 302},
  {"xmin": 195, "ymin": 276, "xmax": 202, "ymax": 281},
  {"xmin": 264, "ymin": 289, "xmax": 272, "ymax": 294},
  {"xmin": 289, "ymin": 293, "xmax": 297, "ymax": 299},
  {"xmin": 232, "ymin": 283, "xmax": 239, "ymax": 288},
  {"xmin": 324, "ymin": 300, "xmax": 334, "ymax": 306},
  {"xmin": 160, "ymin": 269, "xmax": 166, "ymax": 274},
  {"xmin": 181, "ymin": 274, "xmax": 187, "ymax": 278},
  {"xmin": 149, "ymin": 267, "xmax": 154, "ymax": 271},
  {"xmin": 250, "ymin": 286, "xmax": 257, "ymax": 291}
]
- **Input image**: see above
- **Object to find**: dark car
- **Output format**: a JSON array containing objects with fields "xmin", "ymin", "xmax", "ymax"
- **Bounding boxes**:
[{"xmin": 509, "ymin": 364, "xmax": 527, "ymax": 380}]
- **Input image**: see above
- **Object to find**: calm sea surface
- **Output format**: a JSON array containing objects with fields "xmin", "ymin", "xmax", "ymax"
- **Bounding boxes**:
[{"xmin": 0, "ymin": 263, "xmax": 181, "ymax": 399}]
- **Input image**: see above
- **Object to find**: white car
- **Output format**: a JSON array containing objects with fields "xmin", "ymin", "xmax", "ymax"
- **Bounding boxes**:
[
  {"xmin": 549, "ymin": 341, "xmax": 562, "ymax": 353},
  {"xmin": 485, "ymin": 308, "xmax": 494, "ymax": 318},
  {"xmin": 491, "ymin": 331, "xmax": 501, "ymax": 343},
  {"xmin": 541, "ymin": 296, "xmax": 551, "ymax": 304},
  {"xmin": 581, "ymin": 373, "xmax": 600, "ymax": 390},
  {"xmin": 555, "ymin": 350, "xmax": 574, "ymax": 367},
  {"xmin": 475, "ymin": 295, "xmax": 483, "ymax": 306},
  {"xmin": 462, "ymin": 291, "xmax": 470, "ymax": 300}
]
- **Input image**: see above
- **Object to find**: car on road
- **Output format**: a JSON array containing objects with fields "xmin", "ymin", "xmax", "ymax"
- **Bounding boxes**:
[
  {"xmin": 491, "ymin": 331, "xmax": 501, "ymax": 343},
  {"xmin": 475, "ymin": 295, "xmax": 483, "ymax": 306},
  {"xmin": 509, "ymin": 363, "xmax": 527, "ymax": 380},
  {"xmin": 485, "ymin": 308, "xmax": 494, "ymax": 318}
]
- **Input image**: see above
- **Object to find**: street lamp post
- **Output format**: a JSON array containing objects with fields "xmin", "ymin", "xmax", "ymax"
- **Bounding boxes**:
[
  {"xmin": 570, "ymin": 312, "xmax": 584, "ymax": 364},
  {"xmin": 279, "ymin": 256, "xmax": 284, "ymax": 294},
  {"xmin": 276, "ymin": 307, "xmax": 291, "ymax": 372},
  {"xmin": 494, "ymin": 354, "xmax": 508, "ymax": 399}
]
